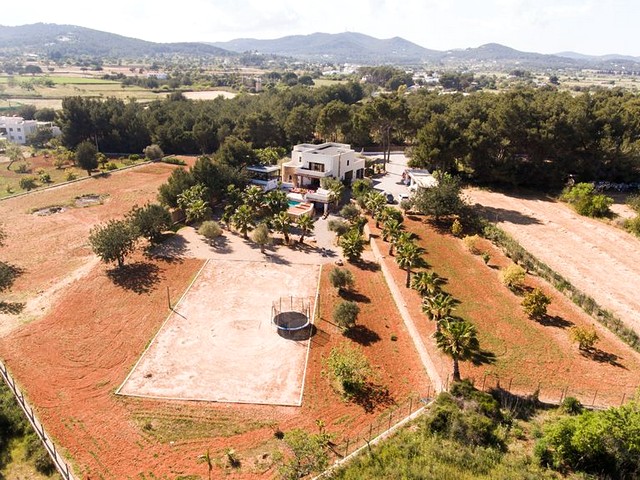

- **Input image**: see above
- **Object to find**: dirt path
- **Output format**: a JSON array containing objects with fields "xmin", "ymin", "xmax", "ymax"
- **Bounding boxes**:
[{"xmin": 466, "ymin": 188, "xmax": 640, "ymax": 334}]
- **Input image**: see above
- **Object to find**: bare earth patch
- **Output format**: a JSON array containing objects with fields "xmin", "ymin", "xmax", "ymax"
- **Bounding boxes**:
[
  {"xmin": 466, "ymin": 188, "xmax": 640, "ymax": 335},
  {"xmin": 119, "ymin": 259, "xmax": 320, "ymax": 405}
]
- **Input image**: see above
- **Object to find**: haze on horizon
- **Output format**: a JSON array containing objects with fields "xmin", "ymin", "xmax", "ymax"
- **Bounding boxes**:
[{"xmin": 2, "ymin": 0, "xmax": 638, "ymax": 57}]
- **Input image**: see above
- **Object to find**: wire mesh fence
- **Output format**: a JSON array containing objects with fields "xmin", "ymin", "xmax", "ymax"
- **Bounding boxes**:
[{"xmin": 0, "ymin": 361, "xmax": 75, "ymax": 480}]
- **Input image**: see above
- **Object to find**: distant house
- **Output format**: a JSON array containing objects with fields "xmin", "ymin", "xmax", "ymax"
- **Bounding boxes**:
[
  {"xmin": 281, "ymin": 142, "xmax": 365, "ymax": 189},
  {"xmin": 0, "ymin": 116, "xmax": 61, "ymax": 145},
  {"xmin": 247, "ymin": 164, "xmax": 280, "ymax": 191}
]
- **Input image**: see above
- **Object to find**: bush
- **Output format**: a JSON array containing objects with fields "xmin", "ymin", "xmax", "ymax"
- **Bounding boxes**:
[
  {"xmin": 126, "ymin": 203, "xmax": 171, "ymax": 245},
  {"xmin": 128, "ymin": 153, "xmax": 141, "ymax": 161},
  {"xmin": 144, "ymin": 144, "xmax": 164, "ymax": 161},
  {"xmin": 340, "ymin": 203, "xmax": 360, "ymax": 222},
  {"xmin": 333, "ymin": 301, "xmax": 360, "ymax": 332},
  {"xmin": 15, "ymin": 162, "xmax": 30, "ymax": 174},
  {"xmin": 626, "ymin": 193, "xmax": 640, "ymax": 213},
  {"xmin": 521, "ymin": 288, "xmax": 551, "ymax": 319},
  {"xmin": 328, "ymin": 219, "xmax": 350, "ymax": 238},
  {"xmin": 38, "ymin": 171, "xmax": 51, "ymax": 184},
  {"xmin": 329, "ymin": 267, "xmax": 354, "ymax": 293},
  {"xmin": 570, "ymin": 325, "xmax": 599, "ymax": 351},
  {"xmin": 451, "ymin": 218, "xmax": 463, "ymax": 237},
  {"xmin": 19, "ymin": 176, "xmax": 36, "ymax": 191},
  {"xmin": 624, "ymin": 215, "xmax": 640, "ymax": 237},
  {"xmin": 462, "ymin": 234, "xmax": 482, "ymax": 254},
  {"xmin": 65, "ymin": 170, "xmax": 77, "ymax": 181},
  {"xmin": 560, "ymin": 397, "xmax": 583, "ymax": 415},
  {"xmin": 161, "ymin": 156, "xmax": 186, "ymax": 165},
  {"xmin": 324, "ymin": 342, "xmax": 372, "ymax": 398},
  {"xmin": 561, "ymin": 183, "xmax": 612, "ymax": 217},
  {"xmin": 501, "ymin": 264, "xmax": 526, "ymax": 292},
  {"xmin": 105, "ymin": 162, "xmax": 118, "ymax": 171},
  {"xmin": 198, "ymin": 220, "xmax": 223, "ymax": 240}
]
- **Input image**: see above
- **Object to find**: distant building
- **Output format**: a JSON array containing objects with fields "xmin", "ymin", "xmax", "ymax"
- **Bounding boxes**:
[
  {"xmin": 403, "ymin": 169, "xmax": 438, "ymax": 192},
  {"xmin": 281, "ymin": 142, "xmax": 365, "ymax": 189},
  {"xmin": 0, "ymin": 116, "xmax": 61, "ymax": 145}
]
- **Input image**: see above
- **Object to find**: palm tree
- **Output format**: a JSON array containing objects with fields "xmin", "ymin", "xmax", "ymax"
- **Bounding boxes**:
[
  {"xmin": 364, "ymin": 191, "xmax": 386, "ymax": 227},
  {"xmin": 197, "ymin": 449, "xmax": 213, "ymax": 480},
  {"xmin": 395, "ymin": 239, "xmax": 426, "ymax": 288},
  {"xmin": 435, "ymin": 318, "xmax": 479, "ymax": 383},
  {"xmin": 251, "ymin": 223, "xmax": 271, "ymax": 253},
  {"xmin": 272, "ymin": 211, "xmax": 292, "ymax": 244},
  {"xmin": 389, "ymin": 230, "xmax": 411, "ymax": 256},
  {"xmin": 297, "ymin": 213, "xmax": 314, "ymax": 243},
  {"xmin": 422, "ymin": 292, "xmax": 455, "ymax": 332},
  {"xmin": 340, "ymin": 228, "xmax": 366, "ymax": 262},
  {"xmin": 412, "ymin": 271, "xmax": 444, "ymax": 297},
  {"xmin": 242, "ymin": 185, "xmax": 264, "ymax": 215},
  {"xmin": 232, "ymin": 204, "xmax": 255, "ymax": 239}
]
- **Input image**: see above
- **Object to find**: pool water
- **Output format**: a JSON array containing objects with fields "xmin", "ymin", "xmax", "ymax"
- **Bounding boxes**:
[{"xmin": 288, "ymin": 200, "xmax": 301, "ymax": 208}]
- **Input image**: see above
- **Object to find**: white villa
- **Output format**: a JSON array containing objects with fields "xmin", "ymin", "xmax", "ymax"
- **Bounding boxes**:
[
  {"xmin": 0, "ymin": 116, "xmax": 61, "ymax": 145},
  {"xmin": 281, "ymin": 142, "xmax": 365, "ymax": 188}
]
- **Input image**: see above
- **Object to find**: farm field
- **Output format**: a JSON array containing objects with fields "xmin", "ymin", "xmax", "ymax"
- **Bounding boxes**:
[
  {"xmin": 369, "ymin": 216, "xmax": 640, "ymax": 407},
  {"xmin": 466, "ymin": 188, "xmax": 640, "ymax": 335},
  {"xmin": 0, "ymin": 165, "xmax": 431, "ymax": 478}
]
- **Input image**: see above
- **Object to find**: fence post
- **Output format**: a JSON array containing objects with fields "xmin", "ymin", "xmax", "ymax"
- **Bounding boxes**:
[
  {"xmin": 481, "ymin": 374, "xmax": 487, "ymax": 391},
  {"xmin": 621, "ymin": 393, "xmax": 626, "ymax": 406},
  {"xmin": 388, "ymin": 411, "xmax": 393, "ymax": 431},
  {"xmin": 408, "ymin": 398, "xmax": 413, "ymax": 416},
  {"xmin": 344, "ymin": 438, "xmax": 350, "ymax": 457},
  {"xmin": 591, "ymin": 390, "xmax": 598, "ymax": 407},
  {"xmin": 369, "ymin": 423, "xmax": 373, "ymax": 442},
  {"xmin": 508, "ymin": 378, "xmax": 513, "ymax": 391}
]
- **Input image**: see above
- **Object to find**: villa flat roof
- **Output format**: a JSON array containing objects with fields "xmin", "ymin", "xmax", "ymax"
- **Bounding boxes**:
[{"xmin": 247, "ymin": 164, "xmax": 280, "ymax": 173}]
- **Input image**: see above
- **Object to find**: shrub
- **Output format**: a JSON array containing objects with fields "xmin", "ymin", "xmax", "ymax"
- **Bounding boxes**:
[
  {"xmin": 105, "ymin": 162, "xmax": 118, "ymax": 171},
  {"xmin": 126, "ymin": 203, "xmax": 171, "ymax": 245},
  {"xmin": 324, "ymin": 342, "xmax": 372, "ymax": 398},
  {"xmin": 65, "ymin": 170, "xmax": 77, "ymax": 181},
  {"xmin": 561, "ymin": 183, "xmax": 612, "ymax": 217},
  {"xmin": 128, "ymin": 153, "xmax": 141, "ymax": 161},
  {"xmin": 19, "ymin": 176, "xmax": 36, "ymax": 191},
  {"xmin": 481, "ymin": 252, "xmax": 491, "ymax": 264},
  {"xmin": 15, "ymin": 162, "xmax": 31, "ymax": 173},
  {"xmin": 521, "ymin": 288, "xmax": 551, "ymax": 319},
  {"xmin": 38, "ymin": 171, "xmax": 51, "ymax": 184},
  {"xmin": 626, "ymin": 193, "xmax": 640, "ymax": 213},
  {"xmin": 161, "ymin": 156, "xmax": 186, "ymax": 166},
  {"xmin": 462, "ymin": 234, "xmax": 482, "ymax": 254},
  {"xmin": 339, "ymin": 203, "xmax": 360, "ymax": 222},
  {"xmin": 144, "ymin": 144, "xmax": 164, "ymax": 161},
  {"xmin": 328, "ymin": 219, "xmax": 350, "ymax": 238},
  {"xmin": 333, "ymin": 301, "xmax": 360, "ymax": 332},
  {"xmin": 198, "ymin": 220, "xmax": 223, "ymax": 240},
  {"xmin": 501, "ymin": 264, "xmax": 526, "ymax": 292},
  {"xmin": 399, "ymin": 198, "xmax": 413, "ymax": 212},
  {"xmin": 624, "ymin": 215, "xmax": 640, "ymax": 237},
  {"xmin": 560, "ymin": 397, "xmax": 583, "ymax": 415},
  {"xmin": 451, "ymin": 218, "xmax": 463, "ymax": 237},
  {"xmin": 570, "ymin": 326, "xmax": 599, "ymax": 351},
  {"xmin": 278, "ymin": 428, "xmax": 329, "ymax": 480},
  {"xmin": 329, "ymin": 267, "xmax": 354, "ymax": 293}
]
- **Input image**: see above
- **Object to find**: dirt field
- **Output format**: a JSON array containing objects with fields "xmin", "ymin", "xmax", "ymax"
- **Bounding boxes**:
[
  {"xmin": 369, "ymin": 217, "xmax": 640, "ymax": 407},
  {"xmin": 0, "ymin": 162, "xmax": 185, "ymax": 335},
  {"xmin": 120, "ymin": 259, "xmax": 320, "ymax": 405},
  {"xmin": 0, "ymin": 165, "xmax": 431, "ymax": 478},
  {"xmin": 466, "ymin": 188, "xmax": 640, "ymax": 335}
]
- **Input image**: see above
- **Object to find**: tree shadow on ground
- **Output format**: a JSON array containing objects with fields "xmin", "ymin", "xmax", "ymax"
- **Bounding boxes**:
[
  {"xmin": 344, "ymin": 325, "xmax": 381, "ymax": 346},
  {"xmin": 352, "ymin": 383, "xmax": 395, "ymax": 413},
  {"xmin": 265, "ymin": 251, "xmax": 292, "ymax": 265},
  {"xmin": 474, "ymin": 204, "xmax": 543, "ymax": 226},
  {"xmin": 206, "ymin": 235, "xmax": 233, "ymax": 254},
  {"xmin": 310, "ymin": 325, "xmax": 331, "ymax": 347},
  {"xmin": 0, "ymin": 301, "xmax": 25, "ymax": 315},
  {"xmin": 537, "ymin": 315, "xmax": 574, "ymax": 329},
  {"xmin": 149, "ymin": 233, "xmax": 188, "ymax": 261},
  {"xmin": 353, "ymin": 259, "xmax": 380, "ymax": 272},
  {"xmin": 107, "ymin": 262, "xmax": 163, "ymax": 294},
  {"xmin": 581, "ymin": 347, "xmax": 626, "ymax": 369},
  {"xmin": 470, "ymin": 348, "xmax": 497, "ymax": 367},
  {"xmin": 340, "ymin": 290, "xmax": 371, "ymax": 304}
]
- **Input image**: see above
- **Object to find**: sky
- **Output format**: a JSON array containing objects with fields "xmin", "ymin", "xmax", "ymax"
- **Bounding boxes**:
[{"xmin": 3, "ymin": 0, "xmax": 639, "ymax": 56}]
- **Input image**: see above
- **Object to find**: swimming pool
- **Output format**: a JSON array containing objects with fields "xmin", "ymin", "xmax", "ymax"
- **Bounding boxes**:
[{"xmin": 288, "ymin": 200, "xmax": 301, "ymax": 208}]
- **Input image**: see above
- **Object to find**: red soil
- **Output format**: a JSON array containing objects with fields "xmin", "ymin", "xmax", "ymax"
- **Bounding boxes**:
[
  {"xmin": 0, "ymin": 160, "xmax": 431, "ymax": 479},
  {"xmin": 369, "ymin": 216, "xmax": 640, "ymax": 407}
]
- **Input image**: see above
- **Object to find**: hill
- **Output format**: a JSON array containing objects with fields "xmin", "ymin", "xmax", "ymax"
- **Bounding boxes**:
[
  {"xmin": 0, "ymin": 23, "xmax": 231, "ymax": 60},
  {"xmin": 211, "ymin": 31, "xmax": 441, "ymax": 64}
]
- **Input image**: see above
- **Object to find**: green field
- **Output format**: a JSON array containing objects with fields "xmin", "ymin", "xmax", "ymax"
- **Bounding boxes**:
[{"xmin": 0, "ymin": 75, "xmax": 116, "ymax": 85}]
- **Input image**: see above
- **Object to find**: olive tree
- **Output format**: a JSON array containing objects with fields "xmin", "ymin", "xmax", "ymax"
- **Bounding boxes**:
[{"xmin": 88, "ymin": 219, "xmax": 138, "ymax": 268}]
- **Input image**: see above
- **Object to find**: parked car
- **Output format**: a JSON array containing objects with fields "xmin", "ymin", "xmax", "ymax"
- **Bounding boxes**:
[
  {"xmin": 397, "ymin": 193, "xmax": 410, "ymax": 203},
  {"xmin": 385, "ymin": 192, "xmax": 395, "ymax": 204}
]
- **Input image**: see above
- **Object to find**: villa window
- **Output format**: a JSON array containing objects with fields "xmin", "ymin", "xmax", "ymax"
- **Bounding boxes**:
[{"xmin": 308, "ymin": 162, "xmax": 325, "ymax": 172}]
